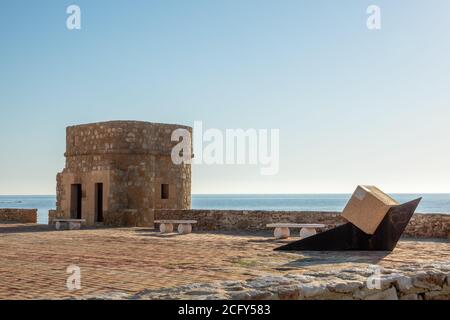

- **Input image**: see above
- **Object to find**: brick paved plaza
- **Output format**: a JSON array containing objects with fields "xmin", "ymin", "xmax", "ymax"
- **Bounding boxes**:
[{"xmin": 0, "ymin": 223, "xmax": 448, "ymax": 299}]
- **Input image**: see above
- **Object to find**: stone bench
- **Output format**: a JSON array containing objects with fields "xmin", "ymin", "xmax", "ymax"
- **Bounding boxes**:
[
  {"xmin": 266, "ymin": 223, "xmax": 326, "ymax": 239},
  {"xmin": 53, "ymin": 219, "xmax": 86, "ymax": 230},
  {"xmin": 154, "ymin": 220, "xmax": 198, "ymax": 234}
]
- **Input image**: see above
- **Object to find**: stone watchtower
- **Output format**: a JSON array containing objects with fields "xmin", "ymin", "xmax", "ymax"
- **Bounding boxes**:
[{"xmin": 53, "ymin": 121, "xmax": 192, "ymax": 227}]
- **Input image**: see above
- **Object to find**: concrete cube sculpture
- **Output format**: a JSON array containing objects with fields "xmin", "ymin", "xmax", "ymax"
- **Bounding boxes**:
[
  {"xmin": 342, "ymin": 186, "xmax": 399, "ymax": 235},
  {"xmin": 276, "ymin": 186, "xmax": 421, "ymax": 251}
]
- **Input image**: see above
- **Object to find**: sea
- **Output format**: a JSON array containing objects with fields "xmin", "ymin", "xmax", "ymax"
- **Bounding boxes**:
[{"xmin": 1, "ymin": 194, "xmax": 449, "ymax": 225}]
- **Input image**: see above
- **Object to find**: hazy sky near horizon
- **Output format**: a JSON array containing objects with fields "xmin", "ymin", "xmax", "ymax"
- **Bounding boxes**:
[{"xmin": 1, "ymin": 1, "xmax": 450, "ymax": 195}]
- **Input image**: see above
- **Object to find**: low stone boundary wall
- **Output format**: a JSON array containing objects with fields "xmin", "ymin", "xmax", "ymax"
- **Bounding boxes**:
[
  {"xmin": 83, "ymin": 262, "xmax": 450, "ymax": 300},
  {"xmin": 405, "ymin": 214, "xmax": 450, "ymax": 239},
  {"xmin": 0, "ymin": 209, "xmax": 37, "ymax": 223},
  {"xmin": 154, "ymin": 210, "xmax": 450, "ymax": 239},
  {"xmin": 154, "ymin": 209, "xmax": 344, "ymax": 231}
]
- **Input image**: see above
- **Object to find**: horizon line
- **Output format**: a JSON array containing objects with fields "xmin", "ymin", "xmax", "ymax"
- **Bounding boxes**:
[{"xmin": 1, "ymin": 192, "xmax": 450, "ymax": 197}]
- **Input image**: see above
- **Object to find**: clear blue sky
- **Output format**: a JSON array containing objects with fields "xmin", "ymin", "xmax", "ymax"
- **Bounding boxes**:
[{"xmin": 1, "ymin": 1, "xmax": 450, "ymax": 195}]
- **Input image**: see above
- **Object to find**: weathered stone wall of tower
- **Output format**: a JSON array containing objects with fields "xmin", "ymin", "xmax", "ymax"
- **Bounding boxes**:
[{"xmin": 55, "ymin": 121, "xmax": 192, "ymax": 227}]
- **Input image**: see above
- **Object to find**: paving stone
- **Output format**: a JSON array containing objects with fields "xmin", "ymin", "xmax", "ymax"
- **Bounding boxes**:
[{"xmin": 0, "ymin": 223, "xmax": 449, "ymax": 300}]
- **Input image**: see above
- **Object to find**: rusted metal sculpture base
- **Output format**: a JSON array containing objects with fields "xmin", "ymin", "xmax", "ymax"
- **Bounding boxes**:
[{"xmin": 275, "ymin": 198, "xmax": 421, "ymax": 251}]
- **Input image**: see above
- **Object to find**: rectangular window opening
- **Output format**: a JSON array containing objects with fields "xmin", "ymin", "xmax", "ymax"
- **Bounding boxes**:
[
  {"xmin": 70, "ymin": 184, "xmax": 82, "ymax": 219},
  {"xmin": 95, "ymin": 183, "xmax": 104, "ymax": 223},
  {"xmin": 161, "ymin": 184, "xmax": 169, "ymax": 200}
]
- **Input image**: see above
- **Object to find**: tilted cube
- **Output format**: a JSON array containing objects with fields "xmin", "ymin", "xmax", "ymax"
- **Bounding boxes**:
[{"xmin": 342, "ymin": 185, "xmax": 399, "ymax": 235}]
